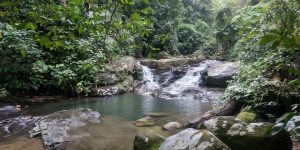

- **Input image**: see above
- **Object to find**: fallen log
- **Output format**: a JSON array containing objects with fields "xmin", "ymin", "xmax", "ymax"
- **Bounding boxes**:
[{"xmin": 186, "ymin": 100, "xmax": 244, "ymax": 128}]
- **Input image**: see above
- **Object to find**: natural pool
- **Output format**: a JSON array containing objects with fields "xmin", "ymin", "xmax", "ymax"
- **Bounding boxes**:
[
  {"xmin": 26, "ymin": 93, "xmax": 216, "ymax": 121},
  {"xmin": 0, "ymin": 93, "xmax": 222, "ymax": 150}
]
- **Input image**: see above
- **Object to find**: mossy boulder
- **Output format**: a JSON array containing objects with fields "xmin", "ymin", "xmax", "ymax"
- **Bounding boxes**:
[
  {"xmin": 236, "ymin": 111, "xmax": 257, "ymax": 123},
  {"xmin": 133, "ymin": 133, "xmax": 165, "ymax": 150},
  {"xmin": 159, "ymin": 128, "xmax": 230, "ymax": 150},
  {"xmin": 199, "ymin": 116, "xmax": 292, "ymax": 150}
]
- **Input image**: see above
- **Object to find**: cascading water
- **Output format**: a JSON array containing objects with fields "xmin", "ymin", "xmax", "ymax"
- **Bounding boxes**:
[
  {"xmin": 138, "ymin": 60, "xmax": 222, "ymax": 100},
  {"xmin": 138, "ymin": 65, "xmax": 160, "ymax": 94},
  {"xmin": 162, "ymin": 63, "xmax": 207, "ymax": 95}
]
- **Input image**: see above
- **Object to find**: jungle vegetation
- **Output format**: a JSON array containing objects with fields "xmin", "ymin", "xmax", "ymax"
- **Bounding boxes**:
[{"xmin": 0, "ymin": 0, "xmax": 299, "ymax": 140}]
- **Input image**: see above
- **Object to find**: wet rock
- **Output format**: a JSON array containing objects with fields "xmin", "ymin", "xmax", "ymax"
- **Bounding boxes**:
[
  {"xmin": 134, "ymin": 133, "xmax": 165, "ymax": 150},
  {"xmin": 134, "ymin": 117, "xmax": 156, "ymax": 127},
  {"xmin": 205, "ymin": 62, "xmax": 237, "ymax": 87},
  {"xmin": 236, "ymin": 111, "xmax": 257, "ymax": 123},
  {"xmin": 91, "ymin": 76, "xmax": 135, "ymax": 97},
  {"xmin": 0, "ymin": 116, "xmax": 40, "ymax": 137},
  {"xmin": 159, "ymin": 128, "xmax": 230, "ymax": 150},
  {"xmin": 29, "ymin": 108, "xmax": 101, "ymax": 148},
  {"xmin": 163, "ymin": 122, "xmax": 182, "ymax": 131},
  {"xmin": 140, "ymin": 55, "xmax": 206, "ymax": 71},
  {"xmin": 0, "ymin": 105, "xmax": 21, "ymax": 120},
  {"xmin": 199, "ymin": 116, "xmax": 292, "ymax": 150},
  {"xmin": 160, "ymin": 67, "xmax": 188, "ymax": 87}
]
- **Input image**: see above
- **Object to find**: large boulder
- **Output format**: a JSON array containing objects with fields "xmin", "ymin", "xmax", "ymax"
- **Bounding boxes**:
[
  {"xmin": 91, "ymin": 56, "xmax": 140, "ymax": 96},
  {"xmin": 199, "ymin": 116, "xmax": 292, "ymax": 150},
  {"xmin": 91, "ymin": 75, "xmax": 135, "ymax": 97},
  {"xmin": 134, "ymin": 133, "xmax": 165, "ymax": 150},
  {"xmin": 159, "ymin": 128, "xmax": 230, "ymax": 150},
  {"xmin": 205, "ymin": 62, "xmax": 237, "ymax": 87},
  {"xmin": 140, "ymin": 55, "xmax": 206, "ymax": 71},
  {"xmin": 29, "ymin": 108, "xmax": 101, "ymax": 148}
]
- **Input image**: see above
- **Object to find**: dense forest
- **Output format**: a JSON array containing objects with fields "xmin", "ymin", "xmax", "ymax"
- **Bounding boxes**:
[{"xmin": 0, "ymin": 0, "xmax": 300, "ymax": 149}]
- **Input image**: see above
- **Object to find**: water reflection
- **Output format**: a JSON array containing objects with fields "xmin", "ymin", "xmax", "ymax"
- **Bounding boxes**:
[{"xmin": 27, "ymin": 94, "xmax": 214, "ymax": 121}]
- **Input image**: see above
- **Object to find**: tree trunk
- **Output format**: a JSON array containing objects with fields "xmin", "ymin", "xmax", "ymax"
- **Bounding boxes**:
[{"xmin": 186, "ymin": 100, "xmax": 244, "ymax": 128}]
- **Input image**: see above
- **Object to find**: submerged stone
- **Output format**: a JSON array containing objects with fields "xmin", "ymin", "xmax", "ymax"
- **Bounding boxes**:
[
  {"xmin": 134, "ymin": 117, "xmax": 156, "ymax": 127},
  {"xmin": 0, "ymin": 116, "xmax": 40, "ymax": 137},
  {"xmin": 145, "ymin": 112, "xmax": 170, "ymax": 117},
  {"xmin": 159, "ymin": 128, "xmax": 230, "ymax": 150},
  {"xmin": 29, "ymin": 108, "xmax": 101, "ymax": 148},
  {"xmin": 199, "ymin": 116, "xmax": 292, "ymax": 150}
]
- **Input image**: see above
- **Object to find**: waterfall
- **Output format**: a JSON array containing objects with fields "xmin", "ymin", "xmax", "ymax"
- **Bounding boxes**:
[
  {"xmin": 138, "ymin": 65, "xmax": 160, "ymax": 94},
  {"xmin": 138, "ymin": 60, "xmax": 221, "ymax": 99},
  {"xmin": 162, "ymin": 63, "xmax": 207, "ymax": 95}
]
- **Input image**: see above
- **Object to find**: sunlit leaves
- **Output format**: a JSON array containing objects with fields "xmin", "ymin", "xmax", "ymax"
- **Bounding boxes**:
[{"xmin": 25, "ymin": 22, "xmax": 36, "ymax": 31}]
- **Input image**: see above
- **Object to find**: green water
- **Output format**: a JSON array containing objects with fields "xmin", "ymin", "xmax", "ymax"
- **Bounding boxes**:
[
  {"xmin": 1, "ymin": 94, "xmax": 218, "ymax": 150},
  {"xmin": 27, "ymin": 94, "xmax": 214, "ymax": 121}
]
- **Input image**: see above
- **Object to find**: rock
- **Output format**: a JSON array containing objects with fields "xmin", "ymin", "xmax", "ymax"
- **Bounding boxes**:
[
  {"xmin": 140, "ymin": 55, "xmax": 206, "ymax": 71},
  {"xmin": 205, "ymin": 62, "xmax": 237, "ymax": 87},
  {"xmin": 134, "ymin": 117, "xmax": 156, "ymax": 127},
  {"xmin": 153, "ymin": 51, "xmax": 171, "ymax": 60},
  {"xmin": 236, "ymin": 111, "xmax": 257, "ymax": 123},
  {"xmin": 159, "ymin": 128, "xmax": 230, "ymax": 150},
  {"xmin": 160, "ymin": 66, "xmax": 189, "ymax": 87},
  {"xmin": 199, "ymin": 116, "xmax": 292, "ymax": 150},
  {"xmin": 29, "ymin": 108, "xmax": 101, "ymax": 148},
  {"xmin": 98, "ymin": 76, "xmax": 134, "ymax": 96},
  {"xmin": 96, "ymin": 73, "xmax": 119, "ymax": 85},
  {"xmin": 134, "ymin": 133, "xmax": 165, "ymax": 150},
  {"xmin": 0, "ymin": 105, "xmax": 21, "ymax": 120},
  {"xmin": 106, "ymin": 56, "xmax": 136, "ymax": 74},
  {"xmin": 163, "ymin": 122, "xmax": 182, "ymax": 131},
  {"xmin": 0, "ymin": 116, "xmax": 40, "ymax": 137},
  {"xmin": 91, "ymin": 75, "xmax": 135, "ymax": 97},
  {"xmin": 91, "ymin": 56, "xmax": 139, "ymax": 96},
  {"xmin": 145, "ymin": 112, "xmax": 170, "ymax": 117},
  {"xmin": 90, "ymin": 86, "xmax": 119, "ymax": 97}
]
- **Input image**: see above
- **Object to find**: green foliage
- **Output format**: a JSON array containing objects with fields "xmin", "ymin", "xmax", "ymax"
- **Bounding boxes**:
[
  {"xmin": 0, "ymin": 0, "xmax": 151, "ymax": 95},
  {"xmin": 0, "ymin": 23, "xmax": 43, "ymax": 92},
  {"xmin": 272, "ymin": 105, "xmax": 300, "ymax": 142},
  {"xmin": 0, "ymin": 88, "xmax": 7, "ymax": 97},
  {"xmin": 224, "ymin": 0, "xmax": 300, "ymax": 116}
]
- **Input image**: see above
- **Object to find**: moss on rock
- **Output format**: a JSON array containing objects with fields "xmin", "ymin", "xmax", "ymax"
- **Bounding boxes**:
[
  {"xmin": 199, "ymin": 116, "xmax": 292, "ymax": 150},
  {"xmin": 159, "ymin": 128, "xmax": 230, "ymax": 150},
  {"xmin": 133, "ymin": 133, "xmax": 165, "ymax": 150},
  {"xmin": 236, "ymin": 111, "xmax": 257, "ymax": 123}
]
